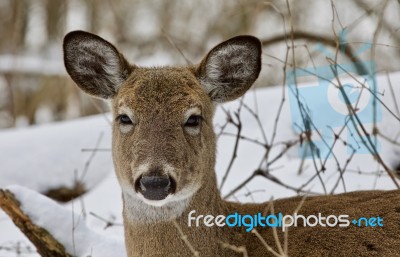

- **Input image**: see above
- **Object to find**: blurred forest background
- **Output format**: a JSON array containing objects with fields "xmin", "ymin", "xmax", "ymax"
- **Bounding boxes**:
[{"xmin": 0, "ymin": 0, "xmax": 399, "ymax": 128}]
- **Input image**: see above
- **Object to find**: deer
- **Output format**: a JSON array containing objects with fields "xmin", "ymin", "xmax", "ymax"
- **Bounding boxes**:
[{"xmin": 63, "ymin": 31, "xmax": 400, "ymax": 257}]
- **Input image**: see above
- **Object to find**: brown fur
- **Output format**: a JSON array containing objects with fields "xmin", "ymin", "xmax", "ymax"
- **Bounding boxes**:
[{"xmin": 63, "ymin": 31, "xmax": 400, "ymax": 257}]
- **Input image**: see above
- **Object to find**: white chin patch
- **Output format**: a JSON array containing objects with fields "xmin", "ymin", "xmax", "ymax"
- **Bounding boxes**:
[
  {"xmin": 136, "ymin": 184, "xmax": 200, "ymax": 207},
  {"xmin": 138, "ymin": 193, "xmax": 174, "ymax": 207}
]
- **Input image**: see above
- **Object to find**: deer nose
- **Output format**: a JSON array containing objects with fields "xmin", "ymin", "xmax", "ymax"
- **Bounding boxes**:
[{"xmin": 135, "ymin": 175, "xmax": 176, "ymax": 201}]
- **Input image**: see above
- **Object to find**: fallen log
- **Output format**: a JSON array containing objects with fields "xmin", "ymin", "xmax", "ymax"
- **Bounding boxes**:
[{"xmin": 0, "ymin": 189, "xmax": 72, "ymax": 257}]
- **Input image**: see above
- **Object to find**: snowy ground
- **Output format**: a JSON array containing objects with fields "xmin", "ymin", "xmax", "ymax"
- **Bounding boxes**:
[{"xmin": 0, "ymin": 71, "xmax": 399, "ymax": 256}]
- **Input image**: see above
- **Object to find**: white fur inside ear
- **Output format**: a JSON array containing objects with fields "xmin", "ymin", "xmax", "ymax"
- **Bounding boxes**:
[
  {"xmin": 198, "ymin": 40, "xmax": 260, "ymax": 103},
  {"xmin": 64, "ymin": 31, "xmax": 133, "ymax": 99},
  {"xmin": 77, "ymin": 40, "xmax": 126, "ymax": 89},
  {"xmin": 207, "ymin": 45, "xmax": 245, "ymax": 80},
  {"xmin": 206, "ymin": 44, "xmax": 256, "ymax": 82}
]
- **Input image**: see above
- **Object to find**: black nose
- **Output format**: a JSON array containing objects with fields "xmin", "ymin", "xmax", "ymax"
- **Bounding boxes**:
[{"xmin": 135, "ymin": 175, "xmax": 176, "ymax": 201}]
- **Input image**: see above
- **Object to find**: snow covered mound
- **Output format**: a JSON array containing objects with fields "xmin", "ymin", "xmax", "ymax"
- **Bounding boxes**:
[
  {"xmin": 0, "ymin": 115, "xmax": 112, "ymax": 194},
  {"xmin": 3, "ymin": 185, "xmax": 126, "ymax": 257}
]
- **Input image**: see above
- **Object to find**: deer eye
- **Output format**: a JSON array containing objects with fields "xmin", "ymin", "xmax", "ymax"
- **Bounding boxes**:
[
  {"xmin": 185, "ymin": 115, "xmax": 202, "ymax": 127},
  {"xmin": 117, "ymin": 114, "xmax": 133, "ymax": 125}
]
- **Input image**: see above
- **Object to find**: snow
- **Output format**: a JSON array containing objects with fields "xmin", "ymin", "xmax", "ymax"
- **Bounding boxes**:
[
  {"xmin": 0, "ymin": 114, "xmax": 112, "ymax": 193},
  {"xmin": 0, "ymin": 71, "xmax": 399, "ymax": 256},
  {"xmin": 6, "ymin": 185, "xmax": 125, "ymax": 257},
  {"xmin": 216, "ymin": 71, "xmax": 400, "ymax": 200}
]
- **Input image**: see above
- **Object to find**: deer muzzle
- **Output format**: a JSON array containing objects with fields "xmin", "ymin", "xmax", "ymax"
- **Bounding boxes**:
[{"xmin": 135, "ymin": 174, "xmax": 176, "ymax": 201}]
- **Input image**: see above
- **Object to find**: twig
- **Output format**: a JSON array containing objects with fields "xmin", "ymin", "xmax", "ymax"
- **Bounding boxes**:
[
  {"xmin": 261, "ymin": 31, "xmax": 368, "ymax": 75},
  {"xmin": 220, "ymin": 102, "xmax": 244, "ymax": 190},
  {"xmin": 220, "ymin": 241, "xmax": 248, "ymax": 257},
  {"xmin": 172, "ymin": 220, "xmax": 199, "ymax": 257},
  {"xmin": 79, "ymin": 131, "xmax": 104, "ymax": 182},
  {"xmin": 251, "ymin": 229, "xmax": 282, "ymax": 257},
  {"xmin": 161, "ymin": 29, "xmax": 192, "ymax": 65},
  {"xmin": 89, "ymin": 212, "xmax": 123, "ymax": 229}
]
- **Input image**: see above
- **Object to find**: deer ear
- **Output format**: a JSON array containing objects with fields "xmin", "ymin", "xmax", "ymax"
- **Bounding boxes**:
[
  {"xmin": 63, "ymin": 31, "xmax": 133, "ymax": 99},
  {"xmin": 196, "ymin": 35, "xmax": 262, "ymax": 103}
]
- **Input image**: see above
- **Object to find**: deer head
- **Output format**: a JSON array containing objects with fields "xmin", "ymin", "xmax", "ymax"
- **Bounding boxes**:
[{"xmin": 63, "ymin": 31, "xmax": 261, "ymax": 222}]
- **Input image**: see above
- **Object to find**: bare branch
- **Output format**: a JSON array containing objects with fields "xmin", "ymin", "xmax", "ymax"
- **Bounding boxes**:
[
  {"xmin": 261, "ymin": 31, "xmax": 368, "ymax": 75},
  {"xmin": 0, "ymin": 189, "xmax": 71, "ymax": 257}
]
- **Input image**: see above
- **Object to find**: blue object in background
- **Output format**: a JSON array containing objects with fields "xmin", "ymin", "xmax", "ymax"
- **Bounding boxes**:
[{"xmin": 287, "ymin": 60, "xmax": 381, "ymax": 159}]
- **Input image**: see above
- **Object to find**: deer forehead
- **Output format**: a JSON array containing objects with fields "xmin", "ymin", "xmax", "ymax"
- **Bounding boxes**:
[{"xmin": 113, "ymin": 68, "xmax": 211, "ymax": 119}]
